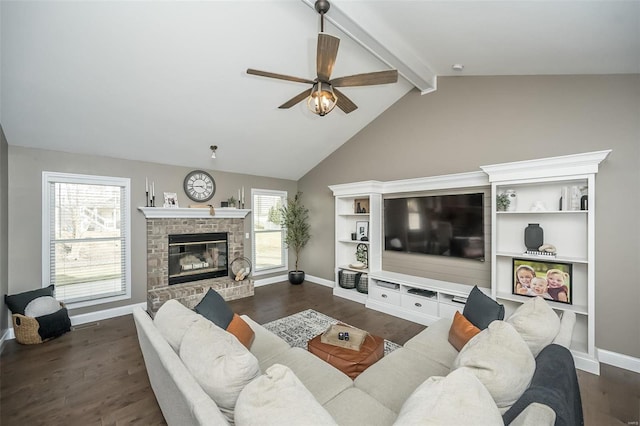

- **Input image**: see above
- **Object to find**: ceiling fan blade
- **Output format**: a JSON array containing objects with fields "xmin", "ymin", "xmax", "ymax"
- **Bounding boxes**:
[
  {"xmin": 330, "ymin": 70, "xmax": 398, "ymax": 87},
  {"xmin": 316, "ymin": 33, "xmax": 340, "ymax": 82},
  {"xmin": 247, "ymin": 69, "xmax": 314, "ymax": 85},
  {"xmin": 333, "ymin": 88, "xmax": 358, "ymax": 114},
  {"xmin": 278, "ymin": 89, "xmax": 312, "ymax": 109}
]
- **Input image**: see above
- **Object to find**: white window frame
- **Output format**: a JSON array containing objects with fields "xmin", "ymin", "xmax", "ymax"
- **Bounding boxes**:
[
  {"xmin": 251, "ymin": 188, "xmax": 288, "ymax": 276},
  {"xmin": 42, "ymin": 171, "xmax": 131, "ymax": 309}
]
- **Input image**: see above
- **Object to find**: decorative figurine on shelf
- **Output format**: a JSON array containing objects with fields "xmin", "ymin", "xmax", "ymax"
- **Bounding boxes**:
[{"xmin": 356, "ymin": 243, "xmax": 368, "ymax": 267}]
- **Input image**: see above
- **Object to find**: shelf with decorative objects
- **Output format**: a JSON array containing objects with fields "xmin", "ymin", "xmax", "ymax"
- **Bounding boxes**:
[
  {"xmin": 481, "ymin": 149, "xmax": 611, "ymax": 375},
  {"xmin": 138, "ymin": 207, "xmax": 251, "ymax": 219},
  {"xmin": 329, "ymin": 181, "xmax": 383, "ymax": 304}
]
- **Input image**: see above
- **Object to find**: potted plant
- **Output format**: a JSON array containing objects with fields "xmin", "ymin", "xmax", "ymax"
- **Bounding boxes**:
[
  {"xmin": 280, "ymin": 192, "xmax": 310, "ymax": 285},
  {"xmin": 496, "ymin": 193, "xmax": 510, "ymax": 212}
]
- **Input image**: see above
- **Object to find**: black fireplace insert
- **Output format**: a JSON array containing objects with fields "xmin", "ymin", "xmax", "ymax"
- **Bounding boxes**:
[{"xmin": 168, "ymin": 232, "xmax": 228, "ymax": 285}]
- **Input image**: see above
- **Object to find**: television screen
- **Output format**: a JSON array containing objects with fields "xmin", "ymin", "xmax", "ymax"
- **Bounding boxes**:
[{"xmin": 383, "ymin": 193, "xmax": 485, "ymax": 261}]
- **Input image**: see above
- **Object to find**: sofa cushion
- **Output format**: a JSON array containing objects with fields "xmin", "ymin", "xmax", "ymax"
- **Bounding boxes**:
[
  {"xmin": 179, "ymin": 318, "xmax": 261, "ymax": 423},
  {"xmin": 240, "ymin": 315, "xmax": 291, "ymax": 367},
  {"xmin": 324, "ymin": 387, "xmax": 397, "ymax": 426},
  {"xmin": 507, "ymin": 296, "xmax": 561, "ymax": 357},
  {"xmin": 24, "ymin": 296, "xmax": 61, "ymax": 318},
  {"xmin": 235, "ymin": 364, "xmax": 337, "ymax": 426},
  {"xmin": 194, "ymin": 288, "xmax": 234, "ymax": 329},
  {"xmin": 264, "ymin": 347, "xmax": 353, "ymax": 405},
  {"xmin": 395, "ymin": 368, "xmax": 503, "ymax": 425},
  {"xmin": 154, "ymin": 299, "xmax": 202, "ymax": 352},
  {"xmin": 448, "ymin": 311, "xmax": 481, "ymax": 351},
  {"xmin": 227, "ymin": 313, "xmax": 255, "ymax": 349},
  {"xmin": 5, "ymin": 285, "xmax": 55, "ymax": 315},
  {"xmin": 354, "ymin": 347, "xmax": 451, "ymax": 414},
  {"xmin": 462, "ymin": 285, "xmax": 505, "ymax": 329},
  {"xmin": 452, "ymin": 320, "xmax": 535, "ymax": 410},
  {"xmin": 403, "ymin": 318, "xmax": 459, "ymax": 369}
]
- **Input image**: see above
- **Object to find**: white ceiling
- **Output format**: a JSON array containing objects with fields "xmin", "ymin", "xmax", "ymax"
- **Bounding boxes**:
[{"xmin": 2, "ymin": 1, "xmax": 638, "ymax": 180}]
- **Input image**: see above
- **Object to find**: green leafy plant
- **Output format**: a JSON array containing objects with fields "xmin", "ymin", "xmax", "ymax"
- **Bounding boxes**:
[
  {"xmin": 280, "ymin": 192, "xmax": 311, "ymax": 271},
  {"xmin": 227, "ymin": 196, "xmax": 237, "ymax": 207},
  {"xmin": 496, "ymin": 193, "xmax": 510, "ymax": 211}
]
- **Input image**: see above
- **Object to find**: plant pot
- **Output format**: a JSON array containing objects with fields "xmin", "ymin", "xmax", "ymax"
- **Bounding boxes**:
[{"xmin": 288, "ymin": 271, "xmax": 305, "ymax": 285}]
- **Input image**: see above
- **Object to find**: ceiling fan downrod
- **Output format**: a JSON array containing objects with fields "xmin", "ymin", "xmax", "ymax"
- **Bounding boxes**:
[{"xmin": 315, "ymin": 0, "xmax": 330, "ymax": 32}]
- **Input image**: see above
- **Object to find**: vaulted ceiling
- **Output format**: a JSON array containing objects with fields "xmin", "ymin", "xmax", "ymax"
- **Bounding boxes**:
[{"xmin": 2, "ymin": 1, "xmax": 638, "ymax": 180}]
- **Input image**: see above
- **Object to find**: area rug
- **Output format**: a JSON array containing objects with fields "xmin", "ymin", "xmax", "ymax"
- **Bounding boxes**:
[{"xmin": 262, "ymin": 309, "xmax": 401, "ymax": 356}]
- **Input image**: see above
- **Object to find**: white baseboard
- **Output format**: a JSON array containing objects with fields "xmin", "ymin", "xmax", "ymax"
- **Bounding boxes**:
[
  {"xmin": 305, "ymin": 274, "xmax": 334, "ymax": 288},
  {"xmin": 253, "ymin": 274, "xmax": 334, "ymax": 288},
  {"xmin": 254, "ymin": 275, "xmax": 288, "ymax": 287},
  {"xmin": 598, "ymin": 348, "xmax": 640, "ymax": 374},
  {"xmin": 4, "ymin": 301, "xmax": 147, "ymax": 341}
]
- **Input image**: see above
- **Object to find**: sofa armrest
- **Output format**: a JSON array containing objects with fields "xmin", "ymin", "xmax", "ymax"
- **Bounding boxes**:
[{"xmin": 508, "ymin": 403, "xmax": 556, "ymax": 426}]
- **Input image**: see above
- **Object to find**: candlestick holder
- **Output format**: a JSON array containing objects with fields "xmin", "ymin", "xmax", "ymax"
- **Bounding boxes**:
[{"xmin": 146, "ymin": 191, "xmax": 149, "ymax": 207}]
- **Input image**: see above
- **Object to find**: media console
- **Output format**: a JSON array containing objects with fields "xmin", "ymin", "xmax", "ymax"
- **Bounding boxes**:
[{"xmin": 366, "ymin": 270, "xmax": 483, "ymax": 326}]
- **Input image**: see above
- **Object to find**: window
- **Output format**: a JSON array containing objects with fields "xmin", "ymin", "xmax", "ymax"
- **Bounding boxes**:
[
  {"xmin": 42, "ymin": 172, "xmax": 131, "ymax": 308},
  {"xmin": 251, "ymin": 189, "xmax": 287, "ymax": 275}
]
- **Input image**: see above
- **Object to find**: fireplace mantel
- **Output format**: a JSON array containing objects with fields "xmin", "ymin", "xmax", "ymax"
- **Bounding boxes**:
[{"xmin": 138, "ymin": 207, "xmax": 250, "ymax": 219}]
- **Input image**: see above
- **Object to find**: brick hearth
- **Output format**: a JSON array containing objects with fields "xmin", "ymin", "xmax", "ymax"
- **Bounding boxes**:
[{"xmin": 141, "ymin": 208, "xmax": 254, "ymax": 315}]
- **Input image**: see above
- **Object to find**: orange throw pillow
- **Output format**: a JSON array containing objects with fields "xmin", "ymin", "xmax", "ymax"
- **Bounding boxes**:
[
  {"xmin": 226, "ymin": 314, "xmax": 255, "ymax": 349},
  {"xmin": 448, "ymin": 311, "xmax": 481, "ymax": 351}
]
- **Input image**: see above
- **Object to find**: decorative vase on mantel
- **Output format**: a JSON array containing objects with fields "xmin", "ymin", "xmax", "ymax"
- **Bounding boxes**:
[{"xmin": 524, "ymin": 223, "xmax": 544, "ymax": 251}]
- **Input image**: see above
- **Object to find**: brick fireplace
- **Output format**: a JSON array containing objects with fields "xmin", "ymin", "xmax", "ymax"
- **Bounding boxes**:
[{"xmin": 140, "ymin": 207, "xmax": 254, "ymax": 315}]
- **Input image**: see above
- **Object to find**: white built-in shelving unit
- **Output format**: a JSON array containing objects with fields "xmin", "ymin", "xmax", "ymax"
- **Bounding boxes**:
[
  {"xmin": 481, "ymin": 150, "xmax": 611, "ymax": 374},
  {"xmin": 330, "ymin": 151, "xmax": 609, "ymax": 373}
]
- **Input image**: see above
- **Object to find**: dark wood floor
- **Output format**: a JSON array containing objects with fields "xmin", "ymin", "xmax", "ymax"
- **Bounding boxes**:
[{"xmin": 1, "ymin": 282, "xmax": 638, "ymax": 425}]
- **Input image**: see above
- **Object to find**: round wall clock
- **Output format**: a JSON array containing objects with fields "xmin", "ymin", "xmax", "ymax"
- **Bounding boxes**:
[{"xmin": 183, "ymin": 170, "xmax": 216, "ymax": 202}]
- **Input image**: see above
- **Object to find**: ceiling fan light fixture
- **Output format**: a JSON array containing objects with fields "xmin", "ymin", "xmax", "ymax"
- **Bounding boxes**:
[{"xmin": 307, "ymin": 82, "xmax": 338, "ymax": 116}]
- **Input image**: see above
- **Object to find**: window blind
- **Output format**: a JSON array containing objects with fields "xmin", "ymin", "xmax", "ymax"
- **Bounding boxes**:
[{"xmin": 45, "ymin": 173, "xmax": 130, "ymax": 305}]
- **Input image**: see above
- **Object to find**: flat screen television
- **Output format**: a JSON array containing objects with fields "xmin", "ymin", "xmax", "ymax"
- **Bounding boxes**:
[{"xmin": 383, "ymin": 193, "xmax": 485, "ymax": 261}]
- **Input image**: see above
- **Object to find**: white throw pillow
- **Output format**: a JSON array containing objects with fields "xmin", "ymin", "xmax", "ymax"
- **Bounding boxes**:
[
  {"xmin": 452, "ymin": 321, "xmax": 535, "ymax": 410},
  {"xmin": 507, "ymin": 296, "xmax": 561, "ymax": 357},
  {"xmin": 154, "ymin": 299, "xmax": 202, "ymax": 352},
  {"xmin": 179, "ymin": 318, "xmax": 261, "ymax": 423},
  {"xmin": 553, "ymin": 310, "xmax": 576, "ymax": 348},
  {"xmin": 235, "ymin": 364, "xmax": 338, "ymax": 426},
  {"xmin": 24, "ymin": 296, "xmax": 61, "ymax": 317},
  {"xmin": 395, "ymin": 368, "xmax": 503, "ymax": 425}
]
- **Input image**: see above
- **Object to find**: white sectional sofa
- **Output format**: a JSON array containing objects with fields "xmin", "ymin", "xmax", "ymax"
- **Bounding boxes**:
[{"xmin": 133, "ymin": 298, "xmax": 578, "ymax": 426}]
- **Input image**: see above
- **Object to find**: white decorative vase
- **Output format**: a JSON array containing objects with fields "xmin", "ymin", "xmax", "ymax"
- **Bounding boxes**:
[{"xmin": 505, "ymin": 190, "xmax": 517, "ymax": 212}]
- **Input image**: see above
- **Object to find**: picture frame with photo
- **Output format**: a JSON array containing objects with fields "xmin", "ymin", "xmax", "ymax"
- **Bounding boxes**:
[
  {"xmin": 512, "ymin": 258, "xmax": 572, "ymax": 305},
  {"xmin": 163, "ymin": 192, "xmax": 179, "ymax": 208},
  {"xmin": 356, "ymin": 221, "xmax": 369, "ymax": 241}
]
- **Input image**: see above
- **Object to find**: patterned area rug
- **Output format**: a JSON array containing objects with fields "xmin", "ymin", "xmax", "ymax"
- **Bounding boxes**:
[{"xmin": 262, "ymin": 309, "xmax": 401, "ymax": 356}]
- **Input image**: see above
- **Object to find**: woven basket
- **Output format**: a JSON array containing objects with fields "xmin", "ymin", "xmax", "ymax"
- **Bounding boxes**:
[
  {"xmin": 338, "ymin": 270, "xmax": 357, "ymax": 289},
  {"xmin": 356, "ymin": 274, "xmax": 369, "ymax": 294},
  {"xmin": 12, "ymin": 301, "xmax": 65, "ymax": 345}
]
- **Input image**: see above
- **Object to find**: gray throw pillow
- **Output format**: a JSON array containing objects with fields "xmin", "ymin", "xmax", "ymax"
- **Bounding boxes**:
[
  {"xmin": 462, "ymin": 286, "xmax": 505, "ymax": 330},
  {"xmin": 194, "ymin": 288, "xmax": 234, "ymax": 329}
]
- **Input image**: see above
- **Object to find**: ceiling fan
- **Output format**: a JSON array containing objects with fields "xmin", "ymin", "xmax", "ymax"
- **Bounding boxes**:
[{"xmin": 247, "ymin": 0, "xmax": 398, "ymax": 116}]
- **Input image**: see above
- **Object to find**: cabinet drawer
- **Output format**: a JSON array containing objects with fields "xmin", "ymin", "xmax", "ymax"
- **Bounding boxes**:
[
  {"xmin": 439, "ymin": 302, "xmax": 464, "ymax": 319},
  {"xmin": 369, "ymin": 285, "xmax": 401, "ymax": 305},
  {"xmin": 401, "ymin": 294, "xmax": 438, "ymax": 317}
]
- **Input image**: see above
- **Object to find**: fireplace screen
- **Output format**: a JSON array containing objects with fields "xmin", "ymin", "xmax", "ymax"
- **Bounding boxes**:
[{"xmin": 168, "ymin": 232, "xmax": 228, "ymax": 285}]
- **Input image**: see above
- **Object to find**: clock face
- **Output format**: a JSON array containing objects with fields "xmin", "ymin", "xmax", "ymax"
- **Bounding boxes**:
[{"xmin": 183, "ymin": 170, "xmax": 216, "ymax": 202}]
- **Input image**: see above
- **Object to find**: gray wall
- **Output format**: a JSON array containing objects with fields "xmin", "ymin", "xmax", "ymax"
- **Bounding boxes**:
[
  {"xmin": 7, "ymin": 146, "xmax": 297, "ymax": 316},
  {"xmin": 299, "ymin": 74, "xmax": 640, "ymax": 358},
  {"xmin": 1, "ymin": 126, "xmax": 8, "ymax": 335}
]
